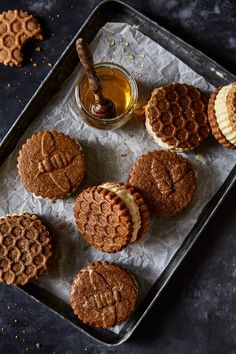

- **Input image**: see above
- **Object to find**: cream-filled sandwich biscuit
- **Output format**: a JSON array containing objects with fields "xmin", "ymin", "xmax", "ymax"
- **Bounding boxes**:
[
  {"xmin": 209, "ymin": 83, "xmax": 236, "ymax": 148},
  {"xmin": 73, "ymin": 183, "xmax": 150, "ymax": 253}
]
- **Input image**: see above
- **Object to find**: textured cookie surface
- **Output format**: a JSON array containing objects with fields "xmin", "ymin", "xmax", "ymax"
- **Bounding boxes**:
[
  {"xmin": 128, "ymin": 150, "xmax": 196, "ymax": 217},
  {"xmin": 102, "ymin": 182, "xmax": 150, "ymax": 243},
  {"xmin": 70, "ymin": 262, "xmax": 138, "ymax": 328},
  {"xmin": 145, "ymin": 83, "xmax": 210, "ymax": 150},
  {"xmin": 0, "ymin": 214, "xmax": 52, "ymax": 285},
  {"xmin": 74, "ymin": 187, "xmax": 132, "ymax": 252},
  {"xmin": 0, "ymin": 10, "xmax": 43, "ymax": 67},
  {"xmin": 17, "ymin": 131, "xmax": 85, "ymax": 200}
]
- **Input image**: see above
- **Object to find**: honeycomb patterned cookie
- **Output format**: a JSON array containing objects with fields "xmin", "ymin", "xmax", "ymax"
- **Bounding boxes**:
[
  {"xmin": 0, "ymin": 10, "xmax": 43, "ymax": 67},
  {"xmin": 128, "ymin": 150, "xmax": 196, "ymax": 217},
  {"xmin": 0, "ymin": 214, "xmax": 52, "ymax": 285},
  {"xmin": 17, "ymin": 131, "xmax": 86, "ymax": 200},
  {"xmin": 145, "ymin": 83, "xmax": 210, "ymax": 150},
  {"xmin": 74, "ymin": 187, "xmax": 133, "ymax": 253},
  {"xmin": 70, "ymin": 261, "xmax": 138, "ymax": 328}
]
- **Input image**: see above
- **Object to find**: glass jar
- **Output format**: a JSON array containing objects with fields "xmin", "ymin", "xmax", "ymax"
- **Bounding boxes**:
[{"xmin": 74, "ymin": 62, "xmax": 138, "ymax": 130}]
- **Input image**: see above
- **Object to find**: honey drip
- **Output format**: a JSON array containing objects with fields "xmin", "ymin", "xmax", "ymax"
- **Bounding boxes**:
[{"xmin": 80, "ymin": 67, "xmax": 132, "ymax": 116}]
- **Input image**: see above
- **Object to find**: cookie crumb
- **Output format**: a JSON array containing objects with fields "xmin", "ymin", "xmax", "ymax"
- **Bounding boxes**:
[
  {"xmin": 48, "ymin": 63, "xmax": 53, "ymax": 67},
  {"xmin": 36, "ymin": 342, "xmax": 42, "ymax": 349},
  {"xmin": 32, "ymin": 63, "xmax": 38, "ymax": 67},
  {"xmin": 126, "ymin": 54, "xmax": 134, "ymax": 60},
  {"xmin": 35, "ymin": 46, "xmax": 41, "ymax": 52},
  {"xmin": 107, "ymin": 39, "xmax": 115, "ymax": 47}
]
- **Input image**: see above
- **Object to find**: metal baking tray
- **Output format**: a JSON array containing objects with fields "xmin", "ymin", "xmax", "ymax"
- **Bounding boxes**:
[{"xmin": 0, "ymin": 0, "xmax": 236, "ymax": 346}]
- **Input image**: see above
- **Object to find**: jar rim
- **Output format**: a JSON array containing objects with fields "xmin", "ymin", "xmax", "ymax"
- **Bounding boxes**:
[{"xmin": 75, "ymin": 62, "xmax": 138, "ymax": 123}]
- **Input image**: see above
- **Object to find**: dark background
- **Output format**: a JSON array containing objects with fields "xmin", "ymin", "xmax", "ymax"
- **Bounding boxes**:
[{"xmin": 0, "ymin": 1, "xmax": 236, "ymax": 353}]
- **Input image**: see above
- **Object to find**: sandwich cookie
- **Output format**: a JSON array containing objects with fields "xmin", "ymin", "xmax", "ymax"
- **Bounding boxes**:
[
  {"xmin": 208, "ymin": 83, "xmax": 236, "ymax": 149},
  {"xmin": 73, "ymin": 182, "xmax": 149, "ymax": 253},
  {"xmin": 145, "ymin": 83, "xmax": 210, "ymax": 151}
]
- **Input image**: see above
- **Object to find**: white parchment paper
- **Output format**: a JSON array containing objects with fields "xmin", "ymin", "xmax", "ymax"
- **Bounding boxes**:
[{"xmin": 0, "ymin": 23, "xmax": 235, "ymax": 333}]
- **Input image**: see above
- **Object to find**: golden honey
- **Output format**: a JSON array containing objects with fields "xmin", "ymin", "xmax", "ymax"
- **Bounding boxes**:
[
  {"xmin": 75, "ymin": 62, "xmax": 138, "ymax": 130},
  {"xmin": 80, "ymin": 67, "xmax": 132, "ymax": 116}
]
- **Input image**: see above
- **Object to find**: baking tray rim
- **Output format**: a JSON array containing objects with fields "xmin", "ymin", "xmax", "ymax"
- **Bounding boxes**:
[{"xmin": 0, "ymin": 0, "xmax": 236, "ymax": 346}]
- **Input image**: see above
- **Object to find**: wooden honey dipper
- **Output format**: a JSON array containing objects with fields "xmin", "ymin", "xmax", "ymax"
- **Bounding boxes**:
[{"xmin": 76, "ymin": 38, "xmax": 117, "ymax": 119}]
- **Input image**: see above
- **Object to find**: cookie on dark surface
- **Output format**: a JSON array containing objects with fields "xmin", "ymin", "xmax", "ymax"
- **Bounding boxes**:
[
  {"xmin": 208, "ymin": 83, "xmax": 236, "ymax": 149},
  {"xmin": 0, "ymin": 214, "xmax": 52, "ymax": 285},
  {"xmin": 73, "ymin": 183, "xmax": 150, "ymax": 253},
  {"xmin": 128, "ymin": 150, "xmax": 196, "ymax": 217},
  {"xmin": 17, "ymin": 131, "xmax": 86, "ymax": 200},
  {"xmin": 70, "ymin": 261, "xmax": 138, "ymax": 328},
  {"xmin": 145, "ymin": 83, "xmax": 210, "ymax": 151},
  {"xmin": 0, "ymin": 10, "xmax": 43, "ymax": 67}
]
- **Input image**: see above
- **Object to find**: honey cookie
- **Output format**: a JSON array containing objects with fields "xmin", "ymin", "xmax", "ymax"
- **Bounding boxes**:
[
  {"xmin": 208, "ymin": 83, "xmax": 236, "ymax": 149},
  {"xmin": 17, "ymin": 131, "xmax": 86, "ymax": 200},
  {"xmin": 128, "ymin": 150, "xmax": 196, "ymax": 217},
  {"xmin": 70, "ymin": 261, "xmax": 138, "ymax": 328},
  {"xmin": 0, "ymin": 10, "xmax": 43, "ymax": 67},
  {"xmin": 0, "ymin": 214, "xmax": 52, "ymax": 285},
  {"xmin": 145, "ymin": 83, "xmax": 210, "ymax": 151},
  {"xmin": 73, "ymin": 183, "xmax": 150, "ymax": 253}
]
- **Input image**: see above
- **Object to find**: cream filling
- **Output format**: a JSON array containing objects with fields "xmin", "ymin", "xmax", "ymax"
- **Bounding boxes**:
[
  {"xmin": 100, "ymin": 182, "xmax": 141, "ymax": 243},
  {"xmin": 145, "ymin": 116, "xmax": 187, "ymax": 152},
  {"xmin": 215, "ymin": 83, "xmax": 236, "ymax": 145}
]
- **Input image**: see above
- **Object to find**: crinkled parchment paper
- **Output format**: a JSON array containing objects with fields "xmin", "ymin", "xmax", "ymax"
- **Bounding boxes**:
[{"xmin": 0, "ymin": 23, "xmax": 235, "ymax": 333}]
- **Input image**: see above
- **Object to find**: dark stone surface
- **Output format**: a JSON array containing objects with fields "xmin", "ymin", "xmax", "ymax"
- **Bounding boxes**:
[{"xmin": 0, "ymin": 0, "xmax": 236, "ymax": 353}]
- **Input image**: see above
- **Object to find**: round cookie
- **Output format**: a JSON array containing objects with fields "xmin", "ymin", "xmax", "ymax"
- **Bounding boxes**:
[
  {"xmin": 17, "ymin": 131, "xmax": 86, "ymax": 200},
  {"xmin": 0, "ymin": 10, "xmax": 43, "ymax": 67},
  {"xmin": 73, "ymin": 183, "xmax": 150, "ymax": 252},
  {"xmin": 70, "ymin": 261, "xmax": 138, "ymax": 328},
  {"xmin": 145, "ymin": 83, "xmax": 210, "ymax": 151},
  {"xmin": 128, "ymin": 150, "xmax": 196, "ymax": 217},
  {"xmin": 208, "ymin": 83, "xmax": 236, "ymax": 149},
  {"xmin": 0, "ymin": 214, "xmax": 52, "ymax": 285}
]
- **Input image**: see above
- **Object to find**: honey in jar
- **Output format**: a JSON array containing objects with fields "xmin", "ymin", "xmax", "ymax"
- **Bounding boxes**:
[{"xmin": 75, "ymin": 62, "xmax": 138, "ymax": 130}]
